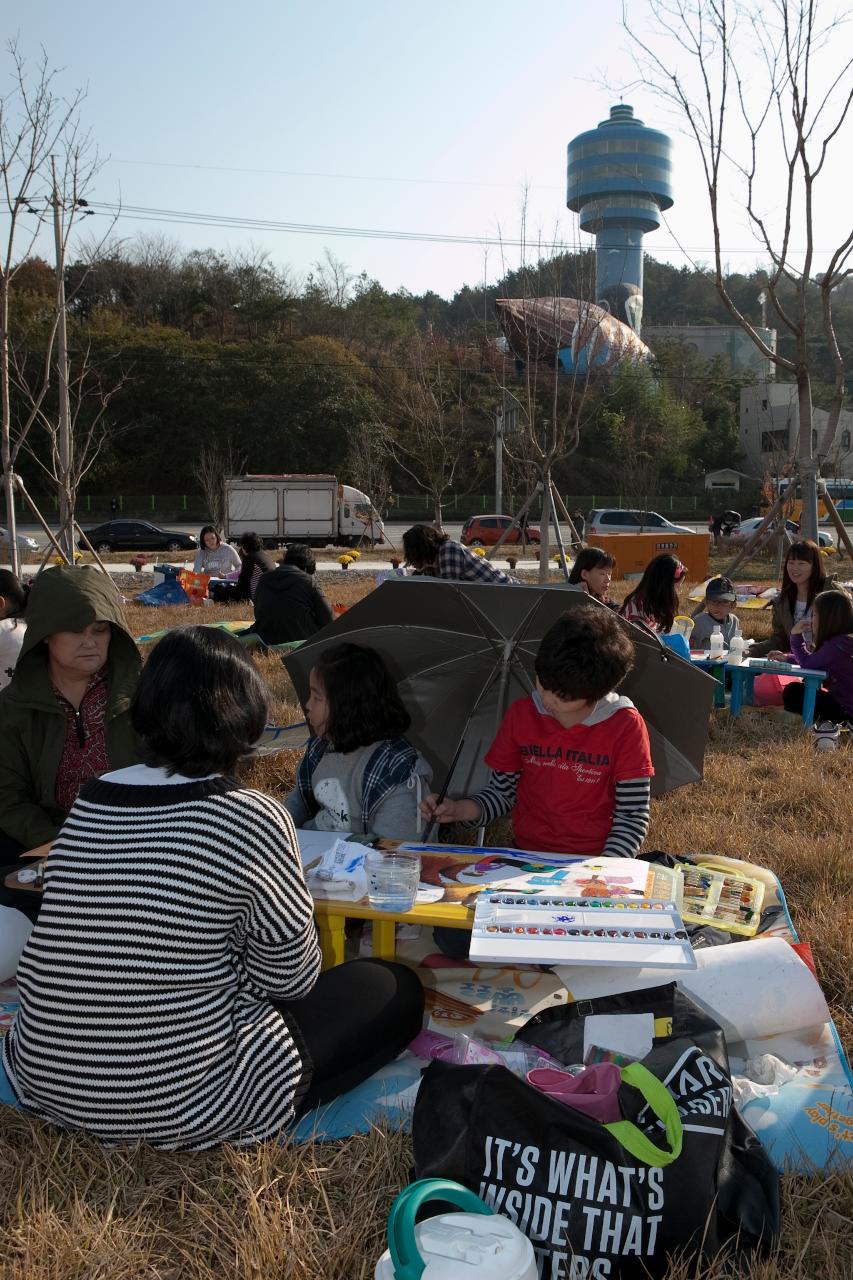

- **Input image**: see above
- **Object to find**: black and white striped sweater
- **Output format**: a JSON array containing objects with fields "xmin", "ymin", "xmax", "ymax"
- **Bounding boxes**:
[{"xmin": 2, "ymin": 772, "xmax": 322, "ymax": 1151}]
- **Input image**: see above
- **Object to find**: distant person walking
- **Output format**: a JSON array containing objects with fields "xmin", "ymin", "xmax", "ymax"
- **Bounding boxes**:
[{"xmin": 402, "ymin": 524, "xmax": 519, "ymax": 585}]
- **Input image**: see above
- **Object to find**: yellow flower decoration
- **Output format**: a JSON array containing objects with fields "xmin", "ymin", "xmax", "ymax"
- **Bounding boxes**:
[
  {"xmin": 472, "ymin": 546, "xmax": 486, "ymax": 557},
  {"xmin": 338, "ymin": 554, "xmax": 354, "ymax": 569}
]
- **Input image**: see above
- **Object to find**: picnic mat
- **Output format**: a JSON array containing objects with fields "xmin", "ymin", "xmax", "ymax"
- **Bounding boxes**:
[
  {"xmin": 1, "ymin": 857, "xmax": 850, "ymax": 1167},
  {"xmin": 135, "ymin": 620, "xmax": 254, "ymax": 644}
]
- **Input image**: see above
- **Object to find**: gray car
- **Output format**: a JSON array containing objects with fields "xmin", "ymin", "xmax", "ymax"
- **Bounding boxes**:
[
  {"xmin": 0, "ymin": 526, "xmax": 39, "ymax": 556},
  {"xmin": 586, "ymin": 508, "xmax": 695, "ymax": 536}
]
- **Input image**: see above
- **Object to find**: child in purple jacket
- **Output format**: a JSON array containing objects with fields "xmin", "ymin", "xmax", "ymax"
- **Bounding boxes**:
[{"xmin": 783, "ymin": 589, "xmax": 853, "ymax": 724}]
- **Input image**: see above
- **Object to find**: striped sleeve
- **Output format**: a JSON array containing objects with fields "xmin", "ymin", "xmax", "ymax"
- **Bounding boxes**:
[
  {"xmin": 602, "ymin": 777, "xmax": 652, "ymax": 858},
  {"xmin": 466, "ymin": 769, "xmax": 520, "ymax": 826}
]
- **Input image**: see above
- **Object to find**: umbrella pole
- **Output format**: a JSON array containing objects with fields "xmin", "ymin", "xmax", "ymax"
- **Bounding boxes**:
[{"xmin": 421, "ymin": 736, "xmax": 466, "ymax": 843}]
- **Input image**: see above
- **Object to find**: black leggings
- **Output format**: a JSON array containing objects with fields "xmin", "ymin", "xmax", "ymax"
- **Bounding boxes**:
[
  {"xmin": 274, "ymin": 958, "xmax": 424, "ymax": 1115},
  {"xmin": 782, "ymin": 682, "xmax": 849, "ymax": 724}
]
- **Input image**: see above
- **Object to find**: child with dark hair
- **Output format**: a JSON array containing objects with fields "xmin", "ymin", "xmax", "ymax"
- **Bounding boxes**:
[
  {"xmin": 285, "ymin": 642, "xmax": 432, "ymax": 839},
  {"xmin": 568, "ymin": 547, "xmax": 616, "ymax": 606},
  {"xmin": 619, "ymin": 554, "xmax": 686, "ymax": 633},
  {"xmin": 422, "ymin": 604, "xmax": 654, "ymax": 857},
  {"xmin": 781, "ymin": 588, "xmax": 853, "ymax": 726},
  {"xmin": 3, "ymin": 626, "xmax": 424, "ymax": 1149}
]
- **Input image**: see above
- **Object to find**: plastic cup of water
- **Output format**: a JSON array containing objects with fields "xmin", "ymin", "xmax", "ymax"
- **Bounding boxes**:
[{"xmin": 366, "ymin": 851, "xmax": 422, "ymax": 912}]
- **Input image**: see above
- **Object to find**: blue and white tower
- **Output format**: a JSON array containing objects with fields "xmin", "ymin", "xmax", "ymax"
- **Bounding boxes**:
[{"xmin": 567, "ymin": 104, "xmax": 673, "ymax": 336}]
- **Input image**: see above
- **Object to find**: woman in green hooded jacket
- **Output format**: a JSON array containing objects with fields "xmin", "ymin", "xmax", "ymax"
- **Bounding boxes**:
[{"xmin": 0, "ymin": 566, "xmax": 141, "ymax": 917}]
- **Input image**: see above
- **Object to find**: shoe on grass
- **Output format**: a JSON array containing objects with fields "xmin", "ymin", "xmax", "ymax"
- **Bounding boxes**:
[{"xmin": 813, "ymin": 721, "xmax": 840, "ymax": 751}]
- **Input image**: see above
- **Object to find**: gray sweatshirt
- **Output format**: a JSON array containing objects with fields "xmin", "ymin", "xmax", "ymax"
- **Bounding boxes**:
[
  {"xmin": 284, "ymin": 743, "xmax": 433, "ymax": 841},
  {"xmin": 690, "ymin": 610, "xmax": 742, "ymax": 648}
]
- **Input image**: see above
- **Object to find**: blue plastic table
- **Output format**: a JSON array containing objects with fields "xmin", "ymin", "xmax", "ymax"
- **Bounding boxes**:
[
  {"xmin": 689, "ymin": 654, "xmax": 727, "ymax": 707},
  {"xmin": 729, "ymin": 661, "xmax": 827, "ymax": 724}
]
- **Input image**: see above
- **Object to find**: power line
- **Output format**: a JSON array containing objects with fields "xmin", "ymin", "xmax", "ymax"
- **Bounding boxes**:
[
  {"xmin": 87, "ymin": 201, "xmax": 831, "ymax": 256},
  {"xmin": 107, "ymin": 157, "xmax": 551, "ymax": 191}
]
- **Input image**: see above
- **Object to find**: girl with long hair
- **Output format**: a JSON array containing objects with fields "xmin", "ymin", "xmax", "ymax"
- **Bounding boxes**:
[{"xmin": 619, "ymin": 554, "xmax": 686, "ymax": 633}]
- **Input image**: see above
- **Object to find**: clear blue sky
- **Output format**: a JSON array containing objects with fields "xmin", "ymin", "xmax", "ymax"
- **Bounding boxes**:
[{"xmin": 10, "ymin": 0, "xmax": 852, "ymax": 299}]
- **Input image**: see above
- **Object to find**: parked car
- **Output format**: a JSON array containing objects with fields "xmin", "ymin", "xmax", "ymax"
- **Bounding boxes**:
[
  {"xmin": 78, "ymin": 520, "xmax": 198, "ymax": 554},
  {"xmin": 729, "ymin": 517, "xmax": 836, "ymax": 549},
  {"xmin": 0, "ymin": 527, "xmax": 39, "ymax": 556},
  {"xmin": 586, "ymin": 509, "xmax": 695, "ymax": 536},
  {"xmin": 460, "ymin": 515, "xmax": 541, "ymax": 548}
]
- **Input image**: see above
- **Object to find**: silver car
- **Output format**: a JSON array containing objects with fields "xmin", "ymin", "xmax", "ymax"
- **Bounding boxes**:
[
  {"xmin": 0, "ymin": 526, "xmax": 39, "ymax": 556},
  {"xmin": 586, "ymin": 508, "xmax": 695, "ymax": 536}
]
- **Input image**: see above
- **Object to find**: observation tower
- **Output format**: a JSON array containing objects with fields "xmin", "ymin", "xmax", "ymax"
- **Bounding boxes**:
[{"xmin": 566, "ymin": 104, "xmax": 673, "ymax": 335}]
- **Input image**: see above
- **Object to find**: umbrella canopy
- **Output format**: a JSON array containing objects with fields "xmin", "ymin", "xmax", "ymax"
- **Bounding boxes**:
[{"xmin": 283, "ymin": 580, "xmax": 716, "ymax": 799}]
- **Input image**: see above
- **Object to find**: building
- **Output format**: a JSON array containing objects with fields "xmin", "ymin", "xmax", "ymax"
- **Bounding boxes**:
[
  {"xmin": 566, "ymin": 104, "xmax": 673, "ymax": 336},
  {"xmin": 704, "ymin": 468, "xmax": 754, "ymax": 492},
  {"xmin": 644, "ymin": 325, "xmax": 777, "ymax": 381},
  {"xmin": 739, "ymin": 383, "xmax": 853, "ymax": 478}
]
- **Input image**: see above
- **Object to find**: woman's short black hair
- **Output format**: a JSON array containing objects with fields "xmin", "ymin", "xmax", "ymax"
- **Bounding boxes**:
[
  {"xmin": 0, "ymin": 570, "xmax": 28, "ymax": 617},
  {"xmin": 535, "ymin": 604, "xmax": 635, "ymax": 702},
  {"xmin": 199, "ymin": 524, "xmax": 221, "ymax": 547},
  {"xmin": 402, "ymin": 523, "xmax": 449, "ymax": 569},
  {"xmin": 311, "ymin": 642, "xmax": 410, "ymax": 752},
  {"xmin": 239, "ymin": 531, "xmax": 264, "ymax": 554},
  {"xmin": 283, "ymin": 543, "xmax": 316, "ymax": 574},
  {"xmin": 568, "ymin": 547, "xmax": 616, "ymax": 585},
  {"xmin": 132, "ymin": 626, "xmax": 269, "ymax": 777}
]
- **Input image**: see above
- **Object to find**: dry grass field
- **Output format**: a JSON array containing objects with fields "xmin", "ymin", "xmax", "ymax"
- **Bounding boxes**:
[{"xmin": 1, "ymin": 574, "xmax": 851, "ymax": 1279}]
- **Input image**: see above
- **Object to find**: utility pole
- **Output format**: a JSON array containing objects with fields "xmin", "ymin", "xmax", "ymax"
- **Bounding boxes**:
[{"xmin": 51, "ymin": 157, "xmax": 74, "ymax": 562}]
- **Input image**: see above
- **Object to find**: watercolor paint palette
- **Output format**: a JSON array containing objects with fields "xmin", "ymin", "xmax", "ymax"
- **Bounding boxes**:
[
  {"xmin": 678, "ymin": 865, "xmax": 765, "ymax": 937},
  {"xmin": 469, "ymin": 893, "xmax": 696, "ymax": 968}
]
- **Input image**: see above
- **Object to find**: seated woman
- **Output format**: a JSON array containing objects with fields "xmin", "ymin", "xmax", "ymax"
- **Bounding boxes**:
[
  {"xmin": 192, "ymin": 525, "xmax": 242, "ymax": 577},
  {"xmin": 619, "ymin": 554, "xmax": 686, "ymax": 633},
  {"xmin": 212, "ymin": 532, "xmax": 276, "ymax": 604},
  {"xmin": 2, "ymin": 626, "xmax": 424, "ymax": 1150},
  {"xmin": 751, "ymin": 539, "xmax": 838, "ymax": 657},
  {"xmin": 285, "ymin": 642, "xmax": 432, "ymax": 840},
  {"xmin": 0, "ymin": 565, "xmax": 141, "ymax": 921},
  {"xmin": 402, "ymin": 523, "xmax": 519, "ymax": 584}
]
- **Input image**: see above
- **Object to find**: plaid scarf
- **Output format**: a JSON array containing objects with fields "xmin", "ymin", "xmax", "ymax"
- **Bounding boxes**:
[{"xmin": 296, "ymin": 736, "xmax": 419, "ymax": 833}]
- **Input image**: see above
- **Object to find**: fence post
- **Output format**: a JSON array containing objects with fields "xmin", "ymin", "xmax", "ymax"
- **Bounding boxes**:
[{"xmin": 182, "ymin": 495, "xmax": 187, "ymax": 511}]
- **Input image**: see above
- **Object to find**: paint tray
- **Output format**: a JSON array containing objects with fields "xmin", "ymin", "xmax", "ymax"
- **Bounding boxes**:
[{"xmin": 678, "ymin": 864, "xmax": 765, "ymax": 937}]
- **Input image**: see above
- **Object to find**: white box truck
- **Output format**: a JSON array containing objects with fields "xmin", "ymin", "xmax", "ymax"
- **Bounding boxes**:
[{"xmin": 225, "ymin": 474, "xmax": 386, "ymax": 548}]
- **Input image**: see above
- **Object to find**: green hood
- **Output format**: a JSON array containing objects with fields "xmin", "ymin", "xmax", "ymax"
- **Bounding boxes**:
[{"xmin": 11, "ymin": 565, "xmax": 140, "ymax": 707}]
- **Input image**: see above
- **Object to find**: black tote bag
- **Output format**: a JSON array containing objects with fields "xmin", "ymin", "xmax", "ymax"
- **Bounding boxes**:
[{"xmin": 413, "ymin": 983, "xmax": 779, "ymax": 1279}]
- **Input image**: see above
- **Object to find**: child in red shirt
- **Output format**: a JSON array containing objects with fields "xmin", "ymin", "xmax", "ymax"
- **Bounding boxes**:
[{"xmin": 422, "ymin": 604, "xmax": 654, "ymax": 857}]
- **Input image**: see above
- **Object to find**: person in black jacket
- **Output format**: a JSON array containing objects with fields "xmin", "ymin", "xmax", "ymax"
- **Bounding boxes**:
[
  {"xmin": 212, "ymin": 532, "xmax": 276, "ymax": 604},
  {"xmin": 250, "ymin": 544, "xmax": 334, "ymax": 644}
]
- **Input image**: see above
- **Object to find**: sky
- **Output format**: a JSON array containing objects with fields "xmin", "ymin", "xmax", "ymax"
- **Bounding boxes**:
[{"xmin": 7, "ymin": 0, "xmax": 853, "ymax": 301}]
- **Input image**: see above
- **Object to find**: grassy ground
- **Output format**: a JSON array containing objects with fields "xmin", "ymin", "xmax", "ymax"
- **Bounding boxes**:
[{"xmin": 1, "ymin": 580, "xmax": 851, "ymax": 1279}]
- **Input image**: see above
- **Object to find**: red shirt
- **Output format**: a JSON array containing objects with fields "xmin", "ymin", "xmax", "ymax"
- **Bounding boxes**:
[
  {"xmin": 53, "ymin": 672, "xmax": 110, "ymax": 814},
  {"xmin": 485, "ymin": 696, "xmax": 654, "ymax": 854}
]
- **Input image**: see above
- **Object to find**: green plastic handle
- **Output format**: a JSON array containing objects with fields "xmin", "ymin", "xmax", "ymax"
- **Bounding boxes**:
[
  {"xmin": 387, "ymin": 1178, "xmax": 494, "ymax": 1280},
  {"xmin": 603, "ymin": 1061, "xmax": 684, "ymax": 1167}
]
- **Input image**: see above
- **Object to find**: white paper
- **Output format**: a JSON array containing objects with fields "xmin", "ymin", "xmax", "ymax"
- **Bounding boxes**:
[
  {"xmin": 558, "ymin": 937, "xmax": 829, "ymax": 1043},
  {"xmin": 296, "ymin": 829, "xmax": 354, "ymax": 868},
  {"xmin": 583, "ymin": 1013, "xmax": 655, "ymax": 1062}
]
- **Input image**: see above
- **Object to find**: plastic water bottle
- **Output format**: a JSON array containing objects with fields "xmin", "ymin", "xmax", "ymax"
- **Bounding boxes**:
[
  {"xmin": 375, "ymin": 1179, "xmax": 537, "ymax": 1280},
  {"xmin": 709, "ymin": 626, "xmax": 725, "ymax": 660},
  {"xmin": 726, "ymin": 635, "xmax": 745, "ymax": 665}
]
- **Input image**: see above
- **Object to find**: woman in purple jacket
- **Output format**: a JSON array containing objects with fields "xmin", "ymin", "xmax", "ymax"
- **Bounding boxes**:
[{"xmin": 783, "ymin": 589, "xmax": 853, "ymax": 723}]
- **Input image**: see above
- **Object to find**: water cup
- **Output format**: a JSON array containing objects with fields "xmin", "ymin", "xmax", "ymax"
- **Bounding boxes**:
[
  {"xmin": 670, "ymin": 615, "xmax": 695, "ymax": 640},
  {"xmin": 366, "ymin": 851, "xmax": 421, "ymax": 912}
]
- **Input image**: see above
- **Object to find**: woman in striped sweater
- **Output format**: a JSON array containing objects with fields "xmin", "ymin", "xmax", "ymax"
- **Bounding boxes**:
[{"xmin": 2, "ymin": 627, "xmax": 423, "ymax": 1150}]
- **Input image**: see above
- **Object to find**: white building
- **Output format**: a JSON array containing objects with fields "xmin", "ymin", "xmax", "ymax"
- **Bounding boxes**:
[{"xmin": 739, "ymin": 383, "xmax": 853, "ymax": 479}]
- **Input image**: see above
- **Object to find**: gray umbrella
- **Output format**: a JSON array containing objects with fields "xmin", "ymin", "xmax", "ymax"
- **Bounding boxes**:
[{"xmin": 283, "ymin": 579, "xmax": 716, "ymax": 799}]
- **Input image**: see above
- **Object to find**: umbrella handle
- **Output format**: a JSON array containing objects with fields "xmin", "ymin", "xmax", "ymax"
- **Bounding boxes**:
[{"xmin": 421, "ymin": 737, "xmax": 466, "ymax": 843}]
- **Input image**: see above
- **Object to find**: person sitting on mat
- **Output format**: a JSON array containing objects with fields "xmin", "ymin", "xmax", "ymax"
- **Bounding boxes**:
[
  {"xmin": 285, "ymin": 642, "xmax": 432, "ymax": 840},
  {"xmin": 421, "ymin": 604, "xmax": 654, "ymax": 858},
  {"xmin": 750, "ymin": 539, "xmax": 839, "ymax": 657},
  {"xmin": 778, "ymin": 588, "xmax": 853, "ymax": 725},
  {"xmin": 0, "ymin": 566, "xmax": 141, "ymax": 926},
  {"xmin": 2, "ymin": 626, "xmax": 424, "ymax": 1150},
  {"xmin": 402, "ymin": 523, "xmax": 519, "ymax": 585},
  {"xmin": 248, "ymin": 544, "xmax": 334, "ymax": 645},
  {"xmin": 192, "ymin": 525, "xmax": 242, "ymax": 577}
]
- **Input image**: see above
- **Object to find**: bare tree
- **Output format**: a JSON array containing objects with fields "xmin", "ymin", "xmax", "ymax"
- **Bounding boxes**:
[
  {"xmin": 383, "ymin": 335, "xmax": 472, "ymax": 526},
  {"xmin": 345, "ymin": 417, "xmax": 394, "ymax": 546},
  {"xmin": 194, "ymin": 436, "xmax": 245, "ymax": 534},
  {"xmin": 625, "ymin": 0, "xmax": 853, "ymax": 542},
  {"xmin": 0, "ymin": 42, "xmax": 113, "ymax": 571}
]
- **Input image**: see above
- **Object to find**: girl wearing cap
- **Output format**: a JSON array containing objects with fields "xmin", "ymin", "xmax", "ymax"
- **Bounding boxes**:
[
  {"xmin": 690, "ymin": 577, "xmax": 742, "ymax": 649},
  {"xmin": 619, "ymin": 554, "xmax": 687, "ymax": 633}
]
